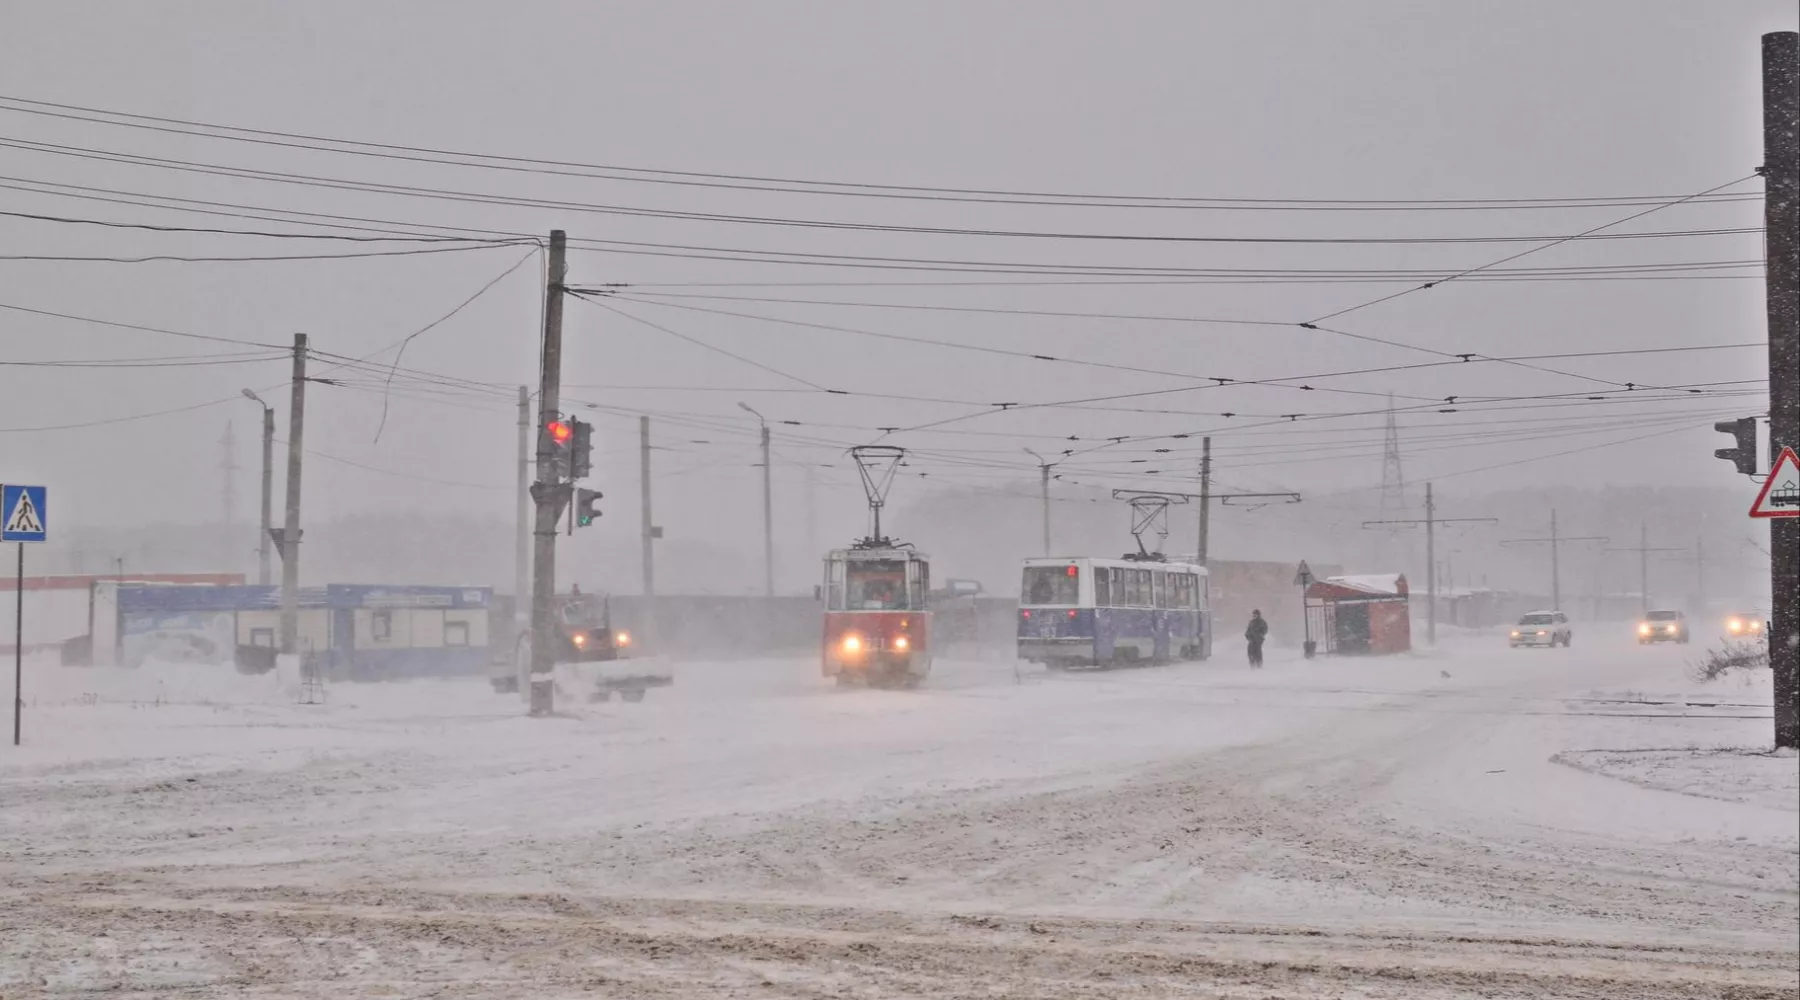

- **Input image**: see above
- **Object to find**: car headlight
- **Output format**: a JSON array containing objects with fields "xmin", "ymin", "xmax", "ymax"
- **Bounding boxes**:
[
  {"xmin": 1536, "ymin": 630, "xmax": 1547, "ymax": 637},
  {"xmin": 842, "ymin": 634, "xmax": 863, "ymax": 654},
  {"xmin": 1510, "ymin": 630, "xmax": 1520, "ymax": 638},
  {"xmin": 894, "ymin": 635, "xmax": 909, "ymax": 651},
  {"xmin": 615, "ymin": 631, "xmax": 631, "ymax": 647},
  {"xmin": 572, "ymin": 633, "xmax": 587, "ymax": 647},
  {"xmin": 1638, "ymin": 624, "xmax": 1651, "ymax": 635}
]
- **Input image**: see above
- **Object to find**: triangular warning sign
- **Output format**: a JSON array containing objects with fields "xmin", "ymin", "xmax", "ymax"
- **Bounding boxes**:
[
  {"xmin": 1749, "ymin": 447, "xmax": 1800, "ymax": 518},
  {"xmin": 3, "ymin": 490, "xmax": 42, "ymax": 534}
]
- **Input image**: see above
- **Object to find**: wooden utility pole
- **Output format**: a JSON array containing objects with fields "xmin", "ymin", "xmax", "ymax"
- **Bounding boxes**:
[
  {"xmin": 528, "ymin": 231, "xmax": 567, "ymax": 717},
  {"xmin": 277, "ymin": 333, "xmax": 307, "ymax": 655},
  {"xmin": 1763, "ymin": 31, "xmax": 1798, "ymax": 749}
]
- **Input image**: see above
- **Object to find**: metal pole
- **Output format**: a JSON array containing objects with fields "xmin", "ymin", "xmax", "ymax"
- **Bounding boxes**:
[
  {"xmin": 1640, "ymin": 523, "xmax": 1651, "ymax": 612},
  {"xmin": 1550, "ymin": 508, "xmax": 1561, "ymax": 611},
  {"xmin": 221, "ymin": 420, "xmax": 236, "ymax": 572},
  {"xmin": 279, "ymin": 333, "xmax": 307, "ymax": 656},
  {"xmin": 640, "ymin": 416, "xmax": 655, "ymax": 598},
  {"xmin": 258, "ymin": 406, "xmax": 273, "ymax": 587},
  {"xmin": 761, "ymin": 421, "xmax": 774, "ymax": 597},
  {"xmin": 529, "ymin": 231, "xmax": 567, "ymax": 717},
  {"xmin": 1696, "ymin": 534, "xmax": 1706, "ymax": 611},
  {"xmin": 515, "ymin": 386, "xmax": 531, "ymax": 639},
  {"xmin": 1764, "ymin": 30, "xmax": 1799, "ymax": 749},
  {"xmin": 1425, "ymin": 482, "xmax": 1437, "ymax": 646},
  {"xmin": 1198, "ymin": 437, "xmax": 1212, "ymax": 567},
  {"xmin": 13, "ymin": 544, "xmax": 22, "ymax": 746}
]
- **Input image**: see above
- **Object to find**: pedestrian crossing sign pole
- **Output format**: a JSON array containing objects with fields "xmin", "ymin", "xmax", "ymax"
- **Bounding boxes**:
[{"xmin": 2, "ymin": 484, "xmax": 48, "ymax": 746}]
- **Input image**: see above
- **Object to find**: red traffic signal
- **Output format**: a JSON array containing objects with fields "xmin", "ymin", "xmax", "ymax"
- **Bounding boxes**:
[{"xmin": 545, "ymin": 419, "xmax": 574, "ymax": 446}]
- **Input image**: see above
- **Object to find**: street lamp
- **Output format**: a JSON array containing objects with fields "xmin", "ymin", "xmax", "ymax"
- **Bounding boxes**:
[
  {"xmin": 240, "ymin": 389, "xmax": 275, "ymax": 586},
  {"xmin": 739, "ymin": 403, "xmax": 774, "ymax": 598}
]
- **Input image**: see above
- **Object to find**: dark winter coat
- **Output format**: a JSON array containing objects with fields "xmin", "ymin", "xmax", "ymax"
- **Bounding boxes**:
[{"xmin": 1245, "ymin": 617, "xmax": 1268, "ymax": 642}]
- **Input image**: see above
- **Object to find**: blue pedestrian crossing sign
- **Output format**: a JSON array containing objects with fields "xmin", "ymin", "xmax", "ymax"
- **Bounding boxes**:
[{"xmin": 0, "ymin": 484, "xmax": 47, "ymax": 542}]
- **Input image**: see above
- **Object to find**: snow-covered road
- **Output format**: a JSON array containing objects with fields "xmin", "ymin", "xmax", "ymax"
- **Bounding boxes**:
[{"xmin": 2, "ymin": 638, "xmax": 1794, "ymax": 997}]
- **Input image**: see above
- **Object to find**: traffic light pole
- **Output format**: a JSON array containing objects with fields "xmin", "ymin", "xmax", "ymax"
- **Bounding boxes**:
[
  {"xmin": 529, "ymin": 231, "xmax": 567, "ymax": 718},
  {"xmin": 1763, "ymin": 32, "xmax": 1798, "ymax": 749}
]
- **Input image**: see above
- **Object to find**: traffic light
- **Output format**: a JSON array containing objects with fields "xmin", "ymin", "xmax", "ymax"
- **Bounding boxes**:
[
  {"xmin": 575, "ymin": 487, "xmax": 603, "ymax": 527},
  {"xmin": 544, "ymin": 418, "xmax": 574, "ymax": 480},
  {"xmin": 1714, "ymin": 417, "xmax": 1759, "ymax": 475},
  {"xmin": 569, "ymin": 418, "xmax": 594, "ymax": 480}
]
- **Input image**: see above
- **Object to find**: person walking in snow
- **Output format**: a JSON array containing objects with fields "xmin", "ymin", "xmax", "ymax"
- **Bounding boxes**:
[{"xmin": 1245, "ymin": 610, "xmax": 1268, "ymax": 668}]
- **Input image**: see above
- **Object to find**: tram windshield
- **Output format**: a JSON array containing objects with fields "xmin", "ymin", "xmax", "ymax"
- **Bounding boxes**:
[
  {"xmin": 1022, "ymin": 565, "xmax": 1080, "ymax": 606},
  {"xmin": 847, "ymin": 560, "xmax": 909, "ymax": 610}
]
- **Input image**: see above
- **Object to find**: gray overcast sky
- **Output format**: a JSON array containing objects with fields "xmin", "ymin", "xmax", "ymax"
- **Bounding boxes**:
[{"xmin": 0, "ymin": 0, "xmax": 1793, "ymax": 583}]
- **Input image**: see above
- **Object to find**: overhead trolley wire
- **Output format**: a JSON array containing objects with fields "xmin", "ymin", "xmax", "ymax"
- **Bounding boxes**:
[
  {"xmin": 0, "ymin": 93, "xmax": 1768, "ymax": 212},
  {"xmin": 0, "ymin": 136, "xmax": 1766, "ymax": 248}
]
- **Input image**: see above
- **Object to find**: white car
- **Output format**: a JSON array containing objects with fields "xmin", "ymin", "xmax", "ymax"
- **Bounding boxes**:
[{"xmin": 1510, "ymin": 611, "xmax": 1572, "ymax": 648}]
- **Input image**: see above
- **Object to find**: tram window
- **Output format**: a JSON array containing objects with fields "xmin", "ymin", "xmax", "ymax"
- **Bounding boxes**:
[
  {"xmin": 1128, "ymin": 569, "xmax": 1147, "ymax": 607},
  {"xmin": 826, "ymin": 560, "xmax": 847, "ymax": 610},
  {"xmin": 1094, "ymin": 568, "xmax": 1111, "ymax": 607},
  {"xmin": 1152, "ymin": 572, "xmax": 1166, "ymax": 608},
  {"xmin": 1022, "ymin": 565, "xmax": 1080, "ymax": 605}
]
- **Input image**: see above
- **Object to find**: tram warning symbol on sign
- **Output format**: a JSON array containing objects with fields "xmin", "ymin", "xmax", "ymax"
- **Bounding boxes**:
[
  {"xmin": 1749, "ymin": 448, "xmax": 1800, "ymax": 519},
  {"xmin": 0, "ymin": 484, "xmax": 46, "ymax": 542}
]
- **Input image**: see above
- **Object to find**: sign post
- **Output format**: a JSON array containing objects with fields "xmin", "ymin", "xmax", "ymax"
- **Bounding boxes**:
[
  {"xmin": 1295, "ymin": 561, "xmax": 1317, "ymax": 659},
  {"xmin": 3, "ymin": 484, "xmax": 49, "ymax": 746}
]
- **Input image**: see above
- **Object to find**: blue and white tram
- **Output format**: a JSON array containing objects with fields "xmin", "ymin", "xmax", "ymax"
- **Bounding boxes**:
[{"xmin": 1016, "ymin": 557, "xmax": 1211, "ymax": 668}]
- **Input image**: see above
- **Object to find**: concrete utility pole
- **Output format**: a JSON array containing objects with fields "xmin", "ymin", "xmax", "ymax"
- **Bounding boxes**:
[
  {"xmin": 1762, "ymin": 31, "xmax": 1798, "ymax": 749},
  {"xmin": 1503, "ymin": 509, "xmax": 1606, "ymax": 613},
  {"xmin": 739, "ymin": 402, "xmax": 774, "ymax": 597},
  {"xmin": 514, "ymin": 386, "xmax": 531, "ymax": 645},
  {"xmin": 1025, "ymin": 448, "xmax": 1053, "ymax": 556},
  {"xmin": 239, "ymin": 389, "xmax": 276, "ymax": 587},
  {"xmin": 1611, "ymin": 524, "xmax": 1681, "ymax": 612},
  {"xmin": 640, "ymin": 415, "xmax": 656, "ymax": 598},
  {"xmin": 640, "ymin": 416, "xmax": 659, "ymax": 652},
  {"xmin": 528, "ymin": 230, "xmax": 567, "ymax": 717},
  {"xmin": 1197, "ymin": 437, "xmax": 1212, "ymax": 567},
  {"xmin": 278, "ymin": 333, "xmax": 307, "ymax": 655},
  {"xmin": 220, "ymin": 421, "xmax": 238, "ymax": 572},
  {"xmin": 1362, "ymin": 482, "xmax": 1496, "ymax": 645}
]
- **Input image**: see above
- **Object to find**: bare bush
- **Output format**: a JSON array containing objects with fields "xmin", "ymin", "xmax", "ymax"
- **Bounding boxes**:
[{"xmin": 1690, "ymin": 639, "xmax": 1771, "ymax": 683}]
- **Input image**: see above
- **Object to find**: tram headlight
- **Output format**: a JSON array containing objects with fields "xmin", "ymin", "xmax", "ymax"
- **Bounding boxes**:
[
  {"xmin": 842, "ymin": 634, "xmax": 864, "ymax": 655},
  {"xmin": 894, "ymin": 635, "xmax": 909, "ymax": 651},
  {"xmin": 615, "ymin": 630, "xmax": 632, "ymax": 647},
  {"xmin": 572, "ymin": 633, "xmax": 588, "ymax": 648}
]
